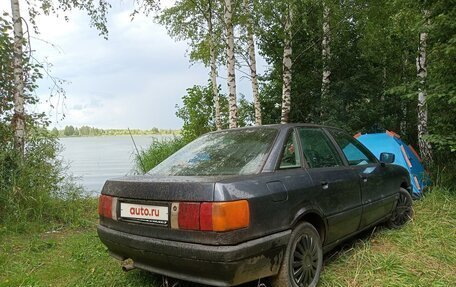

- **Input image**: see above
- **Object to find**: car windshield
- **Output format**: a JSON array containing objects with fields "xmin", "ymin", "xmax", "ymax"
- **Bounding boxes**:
[{"xmin": 149, "ymin": 128, "xmax": 277, "ymax": 176}]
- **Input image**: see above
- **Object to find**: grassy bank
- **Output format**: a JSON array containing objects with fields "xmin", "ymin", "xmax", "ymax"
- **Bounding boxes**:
[
  {"xmin": 0, "ymin": 188, "xmax": 454, "ymax": 287},
  {"xmin": 320, "ymin": 187, "xmax": 455, "ymax": 286}
]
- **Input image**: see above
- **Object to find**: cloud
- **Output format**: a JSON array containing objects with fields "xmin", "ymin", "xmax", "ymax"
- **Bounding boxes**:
[
  {"xmin": 1, "ymin": 1, "xmax": 268, "ymax": 130},
  {"xmin": 24, "ymin": 2, "xmax": 209, "ymax": 129}
]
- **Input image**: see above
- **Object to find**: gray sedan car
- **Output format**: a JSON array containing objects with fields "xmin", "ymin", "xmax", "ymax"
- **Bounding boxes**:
[{"xmin": 97, "ymin": 124, "xmax": 413, "ymax": 287}]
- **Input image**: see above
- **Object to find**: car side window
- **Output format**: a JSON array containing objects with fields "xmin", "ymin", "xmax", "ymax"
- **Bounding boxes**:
[
  {"xmin": 329, "ymin": 129, "xmax": 377, "ymax": 166},
  {"xmin": 298, "ymin": 128, "xmax": 343, "ymax": 168},
  {"xmin": 279, "ymin": 130, "xmax": 301, "ymax": 169}
]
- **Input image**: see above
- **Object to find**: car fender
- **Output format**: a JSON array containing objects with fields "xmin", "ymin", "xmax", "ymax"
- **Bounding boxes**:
[{"xmin": 290, "ymin": 205, "xmax": 328, "ymax": 242}]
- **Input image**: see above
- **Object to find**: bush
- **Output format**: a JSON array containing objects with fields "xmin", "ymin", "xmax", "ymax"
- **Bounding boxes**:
[
  {"xmin": 0, "ymin": 16, "xmax": 92, "ymax": 233},
  {"xmin": 0, "ymin": 125, "xmax": 92, "ymax": 232},
  {"xmin": 429, "ymin": 154, "xmax": 456, "ymax": 192},
  {"xmin": 135, "ymin": 137, "xmax": 188, "ymax": 173}
]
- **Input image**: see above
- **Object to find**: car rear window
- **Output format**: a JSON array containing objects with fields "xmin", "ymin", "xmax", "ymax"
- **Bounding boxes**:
[{"xmin": 149, "ymin": 128, "xmax": 278, "ymax": 176}]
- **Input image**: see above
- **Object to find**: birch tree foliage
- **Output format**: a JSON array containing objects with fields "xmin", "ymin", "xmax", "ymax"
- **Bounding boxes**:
[
  {"xmin": 4, "ymin": 0, "xmax": 112, "ymax": 155},
  {"xmin": 0, "ymin": 15, "xmax": 43, "ymax": 127},
  {"xmin": 158, "ymin": 0, "xmax": 225, "ymax": 130},
  {"xmin": 256, "ymin": 0, "xmax": 321, "ymax": 124},
  {"xmin": 176, "ymin": 84, "xmax": 227, "ymax": 142},
  {"xmin": 350, "ymin": 0, "xmax": 420, "ymax": 142},
  {"xmin": 256, "ymin": 0, "xmax": 299, "ymax": 124},
  {"xmin": 165, "ymin": 0, "xmax": 454, "ymax": 172},
  {"xmin": 24, "ymin": 0, "xmax": 111, "ymax": 37},
  {"xmin": 423, "ymin": 0, "xmax": 456, "ymax": 155},
  {"xmin": 0, "ymin": 17, "xmax": 15, "ymax": 118},
  {"xmin": 157, "ymin": 0, "xmax": 224, "ymax": 66},
  {"xmin": 175, "ymin": 83, "xmax": 255, "ymax": 141},
  {"xmin": 0, "ymin": 13, "xmax": 91, "ymax": 225}
]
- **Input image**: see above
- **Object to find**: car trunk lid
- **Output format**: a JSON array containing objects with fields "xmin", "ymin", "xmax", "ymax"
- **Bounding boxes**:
[
  {"xmin": 101, "ymin": 175, "xmax": 229, "ymax": 202},
  {"xmin": 99, "ymin": 175, "xmax": 252, "ymax": 245}
]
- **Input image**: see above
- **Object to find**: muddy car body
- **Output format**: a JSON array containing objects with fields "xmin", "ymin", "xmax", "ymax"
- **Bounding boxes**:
[{"xmin": 97, "ymin": 124, "xmax": 413, "ymax": 287}]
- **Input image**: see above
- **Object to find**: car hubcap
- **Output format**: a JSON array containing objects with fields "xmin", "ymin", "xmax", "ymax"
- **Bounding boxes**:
[
  {"xmin": 292, "ymin": 234, "xmax": 318, "ymax": 286},
  {"xmin": 393, "ymin": 193, "xmax": 412, "ymax": 225}
]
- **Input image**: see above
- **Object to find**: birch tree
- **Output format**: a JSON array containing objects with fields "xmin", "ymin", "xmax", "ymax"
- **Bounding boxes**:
[
  {"xmin": 416, "ymin": 10, "xmax": 432, "ymax": 164},
  {"xmin": 242, "ymin": 0, "xmax": 261, "ymax": 125},
  {"xmin": 158, "ymin": 0, "xmax": 224, "ymax": 130},
  {"xmin": 207, "ymin": 1, "xmax": 222, "ymax": 130},
  {"xmin": 6, "ymin": 0, "xmax": 111, "ymax": 155},
  {"xmin": 10, "ymin": 0, "xmax": 25, "ymax": 154},
  {"xmin": 224, "ymin": 0, "xmax": 238, "ymax": 128},
  {"xmin": 320, "ymin": 1, "xmax": 331, "ymax": 122},
  {"xmin": 280, "ymin": 5, "xmax": 292, "ymax": 124}
]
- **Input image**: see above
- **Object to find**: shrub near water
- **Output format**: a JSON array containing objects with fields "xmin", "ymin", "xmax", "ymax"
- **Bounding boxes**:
[
  {"xmin": 135, "ymin": 137, "xmax": 188, "ymax": 173},
  {"xmin": 0, "ymin": 126, "xmax": 92, "ymax": 232}
]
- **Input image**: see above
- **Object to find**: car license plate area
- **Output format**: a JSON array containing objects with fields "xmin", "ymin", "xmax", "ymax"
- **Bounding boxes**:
[{"xmin": 120, "ymin": 202, "xmax": 169, "ymax": 225}]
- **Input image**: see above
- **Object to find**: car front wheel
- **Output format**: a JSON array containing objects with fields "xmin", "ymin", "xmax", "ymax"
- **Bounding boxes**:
[
  {"xmin": 271, "ymin": 222, "xmax": 323, "ymax": 287},
  {"xmin": 387, "ymin": 187, "xmax": 413, "ymax": 229}
]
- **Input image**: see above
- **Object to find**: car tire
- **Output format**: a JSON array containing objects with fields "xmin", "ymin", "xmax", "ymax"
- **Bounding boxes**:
[
  {"xmin": 271, "ymin": 222, "xmax": 323, "ymax": 287},
  {"xmin": 387, "ymin": 187, "xmax": 413, "ymax": 229}
]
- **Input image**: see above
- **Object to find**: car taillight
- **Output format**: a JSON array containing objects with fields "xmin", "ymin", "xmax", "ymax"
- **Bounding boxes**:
[
  {"xmin": 200, "ymin": 202, "xmax": 213, "ymax": 231},
  {"xmin": 211, "ymin": 201, "xmax": 250, "ymax": 231},
  {"xmin": 98, "ymin": 194, "xmax": 117, "ymax": 220},
  {"xmin": 178, "ymin": 202, "xmax": 200, "ymax": 230},
  {"xmin": 171, "ymin": 200, "xmax": 249, "ymax": 232}
]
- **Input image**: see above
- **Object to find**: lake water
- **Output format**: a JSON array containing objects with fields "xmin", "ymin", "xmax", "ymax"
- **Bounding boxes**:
[{"xmin": 59, "ymin": 135, "xmax": 164, "ymax": 194}]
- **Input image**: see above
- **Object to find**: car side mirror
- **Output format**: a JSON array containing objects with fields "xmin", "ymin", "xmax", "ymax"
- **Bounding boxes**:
[{"xmin": 380, "ymin": 152, "xmax": 395, "ymax": 164}]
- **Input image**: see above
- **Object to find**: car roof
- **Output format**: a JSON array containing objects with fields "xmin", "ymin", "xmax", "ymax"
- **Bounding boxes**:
[{"xmin": 206, "ymin": 123, "xmax": 343, "ymax": 134}]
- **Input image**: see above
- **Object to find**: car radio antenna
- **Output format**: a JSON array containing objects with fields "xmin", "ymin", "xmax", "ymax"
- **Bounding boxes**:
[{"xmin": 128, "ymin": 127, "xmax": 146, "ymax": 174}]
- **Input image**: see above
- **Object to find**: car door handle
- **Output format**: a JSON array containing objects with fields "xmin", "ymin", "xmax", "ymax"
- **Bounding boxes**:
[
  {"xmin": 321, "ymin": 181, "xmax": 329, "ymax": 190},
  {"xmin": 361, "ymin": 176, "xmax": 368, "ymax": 183}
]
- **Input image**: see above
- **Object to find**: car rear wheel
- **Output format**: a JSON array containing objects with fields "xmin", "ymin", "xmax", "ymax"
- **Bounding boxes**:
[
  {"xmin": 271, "ymin": 222, "xmax": 323, "ymax": 287},
  {"xmin": 387, "ymin": 187, "xmax": 413, "ymax": 229}
]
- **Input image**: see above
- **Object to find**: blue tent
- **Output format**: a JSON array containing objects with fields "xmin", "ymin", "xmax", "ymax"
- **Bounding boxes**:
[{"xmin": 354, "ymin": 131, "xmax": 430, "ymax": 198}]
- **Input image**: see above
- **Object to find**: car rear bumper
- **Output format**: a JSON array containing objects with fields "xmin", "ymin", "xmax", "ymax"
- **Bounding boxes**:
[{"xmin": 97, "ymin": 225, "xmax": 291, "ymax": 286}]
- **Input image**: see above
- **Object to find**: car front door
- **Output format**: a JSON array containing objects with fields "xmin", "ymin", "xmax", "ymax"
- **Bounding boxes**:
[
  {"xmin": 297, "ymin": 127, "xmax": 362, "ymax": 244},
  {"xmin": 327, "ymin": 129, "xmax": 397, "ymax": 228}
]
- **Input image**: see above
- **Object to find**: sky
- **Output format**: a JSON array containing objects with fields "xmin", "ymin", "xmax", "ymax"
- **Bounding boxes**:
[{"xmin": 1, "ymin": 1, "xmax": 267, "ymax": 130}]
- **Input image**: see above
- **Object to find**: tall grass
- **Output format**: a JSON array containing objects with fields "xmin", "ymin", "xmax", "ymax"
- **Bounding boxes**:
[{"xmin": 135, "ymin": 137, "xmax": 188, "ymax": 174}]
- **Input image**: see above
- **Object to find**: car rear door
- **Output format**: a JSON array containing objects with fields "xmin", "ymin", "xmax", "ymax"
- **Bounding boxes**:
[
  {"xmin": 326, "ymin": 129, "xmax": 397, "ymax": 228},
  {"xmin": 297, "ymin": 127, "xmax": 362, "ymax": 244}
]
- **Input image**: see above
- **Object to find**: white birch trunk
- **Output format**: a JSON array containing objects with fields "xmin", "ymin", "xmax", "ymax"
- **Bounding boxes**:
[
  {"xmin": 416, "ymin": 26, "xmax": 433, "ymax": 163},
  {"xmin": 400, "ymin": 58, "xmax": 409, "ymax": 135},
  {"xmin": 243, "ymin": 0, "xmax": 261, "ymax": 126},
  {"xmin": 280, "ymin": 7, "xmax": 293, "ymax": 124},
  {"xmin": 224, "ymin": 0, "xmax": 238, "ymax": 129},
  {"xmin": 320, "ymin": 2, "xmax": 331, "ymax": 121},
  {"xmin": 11, "ymin": 0, "xmax": 26, "ymax": 155},
  {"xmin": 207, "ymin": 6, "xmax": 222, "ymax": 130},
  {"xmin": 400, "ymin": 101, "xmax": 407, "ymax": 136}
]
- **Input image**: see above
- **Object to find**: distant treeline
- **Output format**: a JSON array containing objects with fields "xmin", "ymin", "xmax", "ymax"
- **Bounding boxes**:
[{"xmin": 51, "ymin": 125, "xmax": 179, "ymax": 137}]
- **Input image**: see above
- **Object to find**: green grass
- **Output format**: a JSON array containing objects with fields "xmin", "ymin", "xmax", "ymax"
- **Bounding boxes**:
[
  {"xmin": 0, "ymin": 200, "xmax": 161, "ymax": 287},
  {"xmin": 0, "ymin": 188, "xmax": 454, "ymax": 287},
  {"xmin": 320, "ymin": 188, "xmax": 456, "ymax": 287}
]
